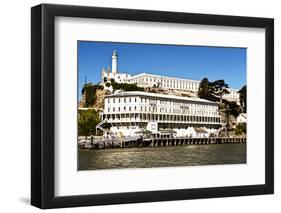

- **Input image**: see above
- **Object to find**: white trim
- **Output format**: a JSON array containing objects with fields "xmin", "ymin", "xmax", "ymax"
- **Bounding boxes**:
[{"xmin": 106, "ymin": 91, "xmax": 218, "ymax": 104}]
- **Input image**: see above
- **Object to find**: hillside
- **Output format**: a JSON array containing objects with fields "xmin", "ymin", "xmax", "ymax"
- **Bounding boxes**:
[{"xmin": 79, "ymin": 82, "xmax": 245, "ymax": 135}]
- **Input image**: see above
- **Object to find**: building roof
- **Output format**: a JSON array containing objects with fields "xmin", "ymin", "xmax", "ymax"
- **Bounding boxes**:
[
  {"xmin": 130, "ymin": 72, "xmax": 201, "ymax": 83},
  {"xmin": 237, "ymin": 113, "xmax": 247, "ymax": 119},
  {"xmin": 227, "ymin": 88, "xmax": 239, "ymax": 92},
  {"xmin": 105, "ymin": 91, "xmax": 218, "ymax": 104}
]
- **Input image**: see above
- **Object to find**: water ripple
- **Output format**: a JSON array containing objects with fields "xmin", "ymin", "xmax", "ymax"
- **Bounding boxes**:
[{"xmin": 79, "ymin": 144, "xmax": 246, "ymax": 170}]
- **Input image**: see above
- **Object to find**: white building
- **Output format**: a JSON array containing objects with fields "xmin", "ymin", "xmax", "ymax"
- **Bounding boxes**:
[
  {"xmin": 102, "ymin": 50, "xmax": 132, "ymax": 84},
  {"xmin": 100, "ymin": 91, "xmax": 221, "ymax": 137},
  {"xmin": 102, "ymin": 67, "xmax": 132, "ymax": 84},
  {"xmin": 101, "ymin": 50, "xmax": 240, "ymax": 103},
  {"xmin": 130, "ymin": 73, "xmax": 200, "ymax": 91},
  {"xmin": 237, "ymin": 113, "xmax": 247, "ymax": 124},
  {"xmin": 222, "ymin": 88, "xmax": 240, "ymax": 105}
]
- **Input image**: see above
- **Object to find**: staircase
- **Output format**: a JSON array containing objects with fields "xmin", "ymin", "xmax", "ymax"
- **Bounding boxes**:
[{"xmin": 96, "ymin": 119, "xmax": 109, "ymax": 134}]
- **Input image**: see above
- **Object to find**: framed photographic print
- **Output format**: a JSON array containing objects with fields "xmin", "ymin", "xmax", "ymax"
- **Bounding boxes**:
[{"xmin": 31, "ymin": 4, "xmax": 274, "ymax": 209}]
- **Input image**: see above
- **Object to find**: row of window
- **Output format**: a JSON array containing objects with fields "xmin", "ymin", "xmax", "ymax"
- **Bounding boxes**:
[
  {"xmin": 106, "ymin": 97, "xmax": 217, "ymax": 109},
  {"xmin": 132, "ymin": 77, "xmax": 199, "ymax": 90},
  {"xmin": 107, "ymin": 97, "xmax": 137, "ymax": 104},
  {"xmin": 134, "ymin": 77, "xmax": 198, "ymax": 85},
  {"xmin": 106, "ymin": 106, "xmax": 218, "ymax": 116},
  {"xmin": 138, "ymin": 82, "xmax": 199, "ymax": 90},
  {"xmin": 103, "ymin": 113, "xmax": 220, "ymax": 123},
  {"xmin": 223, "ymin": 94, "xmax": 240, "ymax": 98}
]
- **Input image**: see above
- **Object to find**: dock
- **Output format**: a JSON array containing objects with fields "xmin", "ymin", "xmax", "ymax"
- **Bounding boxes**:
[{"xmin": 79, "ymin": 136, "xmax": 246, "ymax": 149}]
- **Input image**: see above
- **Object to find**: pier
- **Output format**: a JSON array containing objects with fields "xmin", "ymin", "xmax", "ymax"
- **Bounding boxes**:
[{"xmin": 80, "ymin": 137, "xmax": 246, "ymax": 149}]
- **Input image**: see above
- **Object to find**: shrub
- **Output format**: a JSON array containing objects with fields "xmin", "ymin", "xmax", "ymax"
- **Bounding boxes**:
[{"xmin": 111, "ymin": 82, "xmax": 144, "ymax": 92}]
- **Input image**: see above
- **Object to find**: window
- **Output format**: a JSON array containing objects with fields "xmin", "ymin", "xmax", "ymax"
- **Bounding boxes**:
[
  {"xmin": 108, "ymin": 107, "xmax": 110, "ymax": 112},
  {"xmin": 118, "ymin": 98, "xmax": 120, "ymax": 103},
  {"xmin": 113, "ymin": 99, "xmax": 115, "ymax": 103}
]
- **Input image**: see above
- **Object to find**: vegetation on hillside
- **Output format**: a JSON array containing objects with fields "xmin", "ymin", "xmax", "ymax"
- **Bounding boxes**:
[
  {"xmin": 211, "ymin": 80, "xmax": 230, "ymax": 103},
  {"xmin": 234, "ymin": 123, "xmax": 247, "ymax": 135},
  {"xmin": 223, "ymin": 100, "xmax": 241, "ymax": 117},
  {"xmin": 79, "ymin": 79, "xmax": 247, "ymax": 137},
  {"xmin": 78, "ymin": 109, "xmax": 100, "ymax": 136},
  {"xmin": 198, "ymin": 77, "xmax": 245, "ymax": 118},
  {"xmin": 198, "ymin": 77, "xmax": 218, "ymax": 102},
  {"xmin": 81, "ymin": 83, "xmax": 104, "ymax": 107},
  {"xmin": 109, "ymin": 80, "xmax": 144, "ymax": 92},
  {"xmin": 198, "ymin": 77, "xmax": 229, "ymax": 102}
]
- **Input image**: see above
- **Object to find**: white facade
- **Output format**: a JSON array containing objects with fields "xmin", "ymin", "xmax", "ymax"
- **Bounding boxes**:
[
  {"xmin": 100, "ymin": 91, "xmax": 221, "ymax": 136},
  {"xmin": 112, "ymin": 50, "xmax": 118, "ymax": 74},
  {"xmin": 130, "ymin": 73, "xmax": 200, "ymax": 91},
  {"xmin": 237, "ymin": 113, "xmax": 247, "ymax": 123},
  {"xmin": 102, "ymin": 68, "xmax": 131, "ymax": 84},
  {"xmin": 222, "ymin": 88, "xmax": 240, "ymax": 105}
]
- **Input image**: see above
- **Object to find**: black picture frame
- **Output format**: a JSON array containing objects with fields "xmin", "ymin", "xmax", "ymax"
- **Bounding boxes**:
[{"xmin": 31, "ymin": 3, "xmax": 274, "ymax": 209}]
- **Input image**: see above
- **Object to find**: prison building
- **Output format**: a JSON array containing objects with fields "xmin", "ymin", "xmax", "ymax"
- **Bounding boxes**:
[
  {"xmin": 100, "ymin": 91, "xmax": 221, "ymax": 135},
  {"xmin": 130, "ymin": 73, "xmax": 200, "ymax": 92}
]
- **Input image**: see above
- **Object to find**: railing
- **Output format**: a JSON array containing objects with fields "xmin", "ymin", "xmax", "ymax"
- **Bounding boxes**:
[
  {"xmin": 80, "ymin": 136, "xmax": 246, "ymax": 149},
  {"xmin": 96, "ymin": 119, "xmax": 109, "ymax": 133},
  {"xmin": 105, "ymin": 118, "xmax": 221, "ymax": 125}
]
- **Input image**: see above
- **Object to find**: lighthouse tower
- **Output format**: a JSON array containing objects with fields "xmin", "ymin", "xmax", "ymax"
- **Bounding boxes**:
[{"xmin": 112, "ymin": 50, "xmax": 118, "ymax": 74}]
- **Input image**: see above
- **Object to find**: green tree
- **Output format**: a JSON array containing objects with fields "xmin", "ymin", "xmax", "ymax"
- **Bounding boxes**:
[
  {"xmin": 111, "ymin": 82, "xmax": 144, "ymax": 92},
  {"xmin": 235, "ymin": 123, "xmax": 247, "ymax": 135},
  {"xmin": 238, "ymin": 85, "xmax": 247, "ymax": 113},
  {"xmin": 226, "ymin": 101, "xmax": 241, "ymax": 117},
  {"xmin": 78, "ymin": 109, "xmax": 100, "ymax": 136},
  {"xmin": 210, "ymin": 80, "xmax": 230, "ymax": 103},
  {"xmin": 198, "ymin": 77, "xmax": 217, "ymax": 102},
  {"xmin": 198, "ymin": 77, "xmax": 210, "ymax": 97}
]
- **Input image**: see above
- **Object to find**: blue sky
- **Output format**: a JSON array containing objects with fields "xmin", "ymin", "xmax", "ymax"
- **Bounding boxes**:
[{"xmin": 78, "ymin": 41, "xmax": 246, "ymax": 97}]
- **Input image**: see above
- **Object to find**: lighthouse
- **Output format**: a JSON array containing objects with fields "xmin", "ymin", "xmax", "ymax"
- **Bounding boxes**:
[{"xmin": 112, "ymin": 50, "xmax": 118, "ymax": 74}]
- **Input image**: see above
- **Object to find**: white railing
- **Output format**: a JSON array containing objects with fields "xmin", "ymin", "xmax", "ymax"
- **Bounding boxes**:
[{"xmin": 96, "ymin": 119, "xmax": 109, "ymax": 133}]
